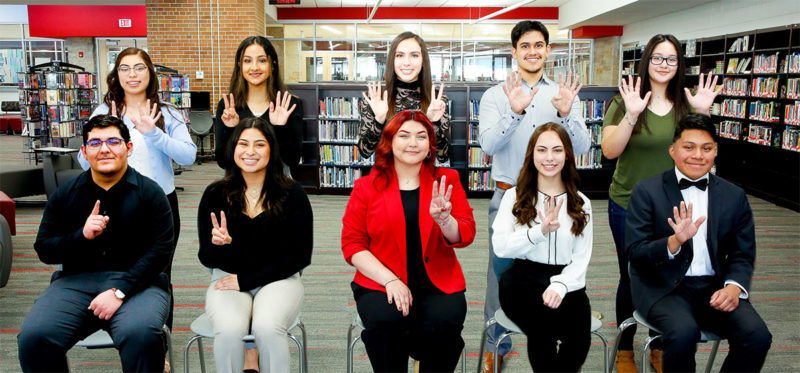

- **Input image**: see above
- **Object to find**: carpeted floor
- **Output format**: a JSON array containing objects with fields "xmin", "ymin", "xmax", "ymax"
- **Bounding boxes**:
[{"xmin": 1, "ymin": 132, "xmax": 798, "ymax": 372}]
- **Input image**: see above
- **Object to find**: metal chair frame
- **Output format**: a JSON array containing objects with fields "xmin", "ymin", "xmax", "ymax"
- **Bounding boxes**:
[
  {"xmin": 183, "ymin": 312, "xmax": 307, "ymax": 373},
  {"xmin": 346, "ymin": 314, "xmax": 467, "ymax": 373},
  {"xmin": 610, "ymin": 310, "xmax": 721, "ymax": 373},
  {"xmin": 477, "ymin": 308, "xmax": 609, "ymax": 373},
  {"xmin": 74, "ymin": 325, "xmax": 173, "ymax": 371}
]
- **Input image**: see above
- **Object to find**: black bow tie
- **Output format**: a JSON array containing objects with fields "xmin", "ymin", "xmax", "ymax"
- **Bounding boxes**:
[{"xmin": 679, "ymin": 178, "xmax": 708, "ymax": 191}]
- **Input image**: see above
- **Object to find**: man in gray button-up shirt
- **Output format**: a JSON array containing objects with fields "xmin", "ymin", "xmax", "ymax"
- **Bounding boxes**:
[{"xmin": 478, "ymin": 20, "xmax": 590, "ymax": 371}]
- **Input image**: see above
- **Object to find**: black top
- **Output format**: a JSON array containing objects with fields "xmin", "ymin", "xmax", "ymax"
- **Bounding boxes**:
[
  {"xmin": 400, "ymin": 188, "xmax": 439, "ymax": 294},
  {"xmin": 197, "ymin": 181, "xmax": 313, "ymax": 291},
  {"xmin": 34, "ymin": 167, "xmax": 174, "ymax": 296},
  {"xmin": 214, "ymin": 96, "xmax": 304, "ymax": 169}
]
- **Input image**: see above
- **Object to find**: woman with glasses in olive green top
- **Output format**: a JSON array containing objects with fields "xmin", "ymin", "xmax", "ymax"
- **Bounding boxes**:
[{"xmin": 600, "ymin": 34, "xmax": 721, "ymax": 373}]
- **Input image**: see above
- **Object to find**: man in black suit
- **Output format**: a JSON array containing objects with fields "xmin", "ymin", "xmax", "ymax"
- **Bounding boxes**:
[{"xmin": 626, "ymin": 113, "xmax": 771, "ymax": 372}]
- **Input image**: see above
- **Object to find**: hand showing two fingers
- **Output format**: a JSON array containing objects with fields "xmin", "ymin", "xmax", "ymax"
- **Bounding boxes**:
[{"xmin": 210, "ymin": 211, "xmax": 232, "ymax": 246}]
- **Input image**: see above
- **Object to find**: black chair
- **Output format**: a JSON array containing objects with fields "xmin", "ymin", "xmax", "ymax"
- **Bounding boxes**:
[
  {"xmin": 188, "ymin": 110, "xmax": 214, "ymax": 164},
  {"xmin": 42, "ymin": 138, "xmax": 83, "ymax": 198}
]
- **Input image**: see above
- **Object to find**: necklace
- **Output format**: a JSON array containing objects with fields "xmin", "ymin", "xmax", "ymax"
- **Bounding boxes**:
[{"xmin": 246, "ymin": 188, "xmax": 260, "ymax": 201}]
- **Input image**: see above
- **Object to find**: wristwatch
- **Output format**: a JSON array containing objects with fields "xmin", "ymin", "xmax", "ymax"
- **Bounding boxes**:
[{"xmin": 111, "ymin": 288, "xmax": 126, "ymax": 300}]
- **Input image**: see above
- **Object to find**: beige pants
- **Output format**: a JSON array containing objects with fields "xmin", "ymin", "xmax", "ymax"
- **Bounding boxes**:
[{"xmin": 205, "ymin": 269, "xmax": 303, "ymax": 373}]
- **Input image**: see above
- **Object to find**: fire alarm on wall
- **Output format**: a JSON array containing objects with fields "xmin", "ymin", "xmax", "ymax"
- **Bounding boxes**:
[{"xmin": 78, "ymin": 52, "xmax": 83, "ymax": 58}]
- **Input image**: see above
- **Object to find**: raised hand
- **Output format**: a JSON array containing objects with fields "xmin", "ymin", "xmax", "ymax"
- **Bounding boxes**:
[
  {"xmin": 214, "ymin": 274, "xmax": 240, "ymax": 291},
  {"xmin": 362, "ymin": 81, "xmax": 389, "ymax": 124},
  {"xmin": 110, "ymin": 100, "xmax": 118, "ymax": 118},
  {"xmin": 130, "ymin": 99, "xmax": 162, "ymax": 134},
  {"xmin": 538, "ymin": 196, "xmax": 563, "ymax": 235},
  {"xmin": 268, "ymin": 90, "xmax": 297, "ymax": 126},
  {"xmin": 551, "ymin": 71, "xmax": 583, "ymax": 117},
  {"xmin": 667, "ymin": 201, "xmax": 706, "ymax": 250},
  {"xmin": 385, "ymin": 278, "xmax": 413, "ymax": 316},
  {"xmin": 542, "ymin": 289, "xmax": 563, "ymax": 309},
  {"xmin": 502, "ymin": 71, "xmax": 539, "ymax": 114},
  {"xmin": 210, "ymin": 211, "xmax": 232, "ymax": 246},
  {"xmin": 426, "ymin": 83, "xmax": 446, "ymax": 122},
  {"xmin": 619, "ymin": 75, "xmax": 651, "ymax": 122},
  {"xmin": 685, "ymin": 71, "xmax": 722, "ymax": 115},
  {"xmin": 221, "ymin": 93, "xmax": 240, "ymax": 128},
  {"xmin": 430, "ymin": 175, "xmax": 454, "ymax": 226},
  {"xmin": 83, "ymin": 200, "xmax": 109, "ymax": 240}
]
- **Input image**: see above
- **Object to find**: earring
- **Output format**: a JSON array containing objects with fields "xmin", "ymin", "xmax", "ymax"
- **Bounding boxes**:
[{"xmin": 426, "ymin": 152, "xmax": 431, "ymax": 159}]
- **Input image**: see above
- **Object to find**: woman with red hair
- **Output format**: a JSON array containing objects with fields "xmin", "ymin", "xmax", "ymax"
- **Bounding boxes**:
[{"xmin": 341, "ymin": 110, "xmax": 475, "ymax": 372}]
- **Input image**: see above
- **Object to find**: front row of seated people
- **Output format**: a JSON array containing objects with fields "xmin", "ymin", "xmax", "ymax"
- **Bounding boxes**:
[{"xmin": 17, "ymin": 112, "xmax": 770, "ymax": 372}]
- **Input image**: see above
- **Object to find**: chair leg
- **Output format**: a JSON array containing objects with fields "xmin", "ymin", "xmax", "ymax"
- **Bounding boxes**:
[
  {"xmin": 704, "ymin": 340, "xmax": 721, "ymax": 373},
  {"xmin": 592, "ymin": 331, "xmax": 610, "ymax": 373},
  {"xmin": 162, "ymin": 325, "xmax": 173, "ymax": 372},
  {"xmin": 641, "ymin": 335, "xmax": 661, "ymax": 373},
  {"xmin": 493, "ymin": 331, "xmax": 514, "ymax": 373},
  {"xmin": 197, "ymin": 337, "xmax": 207, "ymax": 373},
  {"xmin": 298, "ymin": 321, "xmax": 308, "ymax": 373},
  {"xmin": 461, "ymin": 346, "xmax": 467, "ymax": 373},
  {"xmin": 476, "ymin": 318, "xmax": 497, "ymax": 373},
  {"xmin": 610, "ymin": 317, "xmax": 638, "ymax": 373},
  {"xmin": 183, "ymin": 335, "xmax": 203, "ymax": 373},
  {"xmin": 347, "ymin": 321, "xmax": 360, "ymax": 373},
  {"xmin": 288, "ymin": 331, "xmax": 304, "ymax": 373}
]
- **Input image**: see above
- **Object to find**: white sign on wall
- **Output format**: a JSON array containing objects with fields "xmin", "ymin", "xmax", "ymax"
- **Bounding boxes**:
[{"xmin": 119, "ymin": 19, "xmax": 132, "ymax": 28}]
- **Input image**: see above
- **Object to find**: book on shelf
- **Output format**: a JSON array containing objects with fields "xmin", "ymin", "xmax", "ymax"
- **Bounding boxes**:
[
  {"xmin": 319, "ymin": 97, "xmax": 360, "ymax": 119},
  {"xmin": 467, "ymin": 122, "xmax": 480, "ymax": 144},
  {"xmin": 721, "ymin": 99, "xmax": 747, "ymax": 119},
  {"xmin": 753, "ymin": 53, "xmax": 779, "ymax": 74},
  {"xmin": 467, "ymin": 147, "xmax": 491, "ymax": 168},
  {"xmin": 715, "ymin": 61, "xmax": 724, "ymax": 75},
  {"xmin": 785, "ymin": 101, "xmax": 800, "ymax": 125},
  {"xmin": 469, "ymin": 100, "xmax": 480, "ymax": 121},
  {"xmin": 575, "ymin": 147, "xmax": 604, "ymax": 169},
  {"xmin": 319, "ymin": 144, "xmax": 374, "ymax": 166},
  {"xmin": 788, "ymin": 79, "xmax": 799, "ymax": 99},
  {"xmin": 467, "ymin": 170, "xmax": 494, "ymax": 191},
  {"xmin": 723, "ymin": 77, "xmax": 748, "ymax": 96},
  {"xmin": 718, "ymin": 120, "xmax": 742, "ymax": 140},
  {"xmin": 747, "ymin": 124, "xmax": 772, "ymax": 146},
  {"xmin": 786, "ymin": 52, "xmax": 800, "ymax": 73},
  {"xmin": 319, "ymin": 120, "xmax": 359, "ymax": 142},
  {"xmin": 728, "ymin": 36, "xmax": 749, "ymax": 53},
  {"xmin": 783, "ymin": 126, "xmax": 800, "ymax": 152},
  {"xmin": 580, "ymin": 99, "xmax": 605, "ymax": 122},
  {"xmin": 319, "ymin": 166, "xmax": 364, "ymax": 188},
  {"xmin": 726, "ymin": 58, "xmax": 739, "ymax": 74},
  {"xmin": 751, "ymin": 77, "xmax": 779, "ymax": 98},
  {"xmin": 748, "ymin": 101, "xmax": 780, "ymax": 122},
  {"xmin": 685, "ymin": 39, "xmax": 697, "ymax": 57}
]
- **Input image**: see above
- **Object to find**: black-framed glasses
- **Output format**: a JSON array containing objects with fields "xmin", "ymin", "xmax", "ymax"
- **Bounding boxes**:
[
  {"xmin": 649, "ymin": 56, "xmax": 679, "ymax": 66},
  {"xmin": 117, "ymin": 64, "xmax": 147, "ymax": 73},
  {"xmin": 86, "ymin": 137, "xmax": 125, "ymax": 149}
]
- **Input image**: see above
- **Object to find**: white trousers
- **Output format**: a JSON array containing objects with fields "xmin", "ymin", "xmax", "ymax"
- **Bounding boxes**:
[{"xmin": 205, "ymin": 269, "xmax": 303, "ymax": 373}]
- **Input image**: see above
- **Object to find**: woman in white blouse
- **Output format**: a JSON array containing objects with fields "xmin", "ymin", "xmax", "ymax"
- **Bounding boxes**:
[{"xmin": 492, "ymin": 122, "xmax": 593, "ymax": 372}]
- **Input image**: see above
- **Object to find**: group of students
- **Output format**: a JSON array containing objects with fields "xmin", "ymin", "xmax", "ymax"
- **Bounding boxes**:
[{"xmin": 15, "ymin": 18, "xmax": 772, "ymax": 373}]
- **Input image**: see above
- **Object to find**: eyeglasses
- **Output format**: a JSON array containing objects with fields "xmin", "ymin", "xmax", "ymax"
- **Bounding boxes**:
[
  {"xmin": 117, "ymin": 64, "xmax": 147, "ymax": 74},
  {"xmin": 86, "ymin": 137, "xmax": 125, "ymax": 149},
  {"xmin": 650, "ymin": 56, "xmax": 679, "ymax": 66}
]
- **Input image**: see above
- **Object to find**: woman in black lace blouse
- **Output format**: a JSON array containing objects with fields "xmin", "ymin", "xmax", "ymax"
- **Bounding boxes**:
[{"xmin": 359, "ymin": 32, "xmax": 451, "ymax": 163}]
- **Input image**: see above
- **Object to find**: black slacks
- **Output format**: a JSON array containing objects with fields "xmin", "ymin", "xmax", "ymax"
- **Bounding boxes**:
[
  {"xmin": 499, "ymin": 259, "xmax": 591, "ymax": 372},
  {"xmin": 353, "ymin": 283, "xmax": 466, "ymax": 373},
  {"xmin": 17, "ymin": 272, "xmax": 170, "ymax": 372},
  {"xmin": 646, "ymin": 276, "xmax": 771, "ymax": 373}
]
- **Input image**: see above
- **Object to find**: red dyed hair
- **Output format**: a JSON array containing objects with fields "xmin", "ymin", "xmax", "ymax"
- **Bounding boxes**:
[{"xmin": 371, "ymin": 110, "xmax": 437, "ymax": 191}]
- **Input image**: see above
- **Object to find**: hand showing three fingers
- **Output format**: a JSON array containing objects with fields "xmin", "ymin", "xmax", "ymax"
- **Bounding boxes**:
[
  {"xmin": 538, "ymin": 196, "xmax": 563, "ymax": 235},
  {"xmin": 210, "ymin": 211, "xmax": 232, "ymax": 246},
  {"xmin": 83, "ymin": 200, "xmax": 109, "ymax": 240},
  {"xmin": 429, "ymin": 175, "xmax": 454, "ymax": 226},
  {"xmin": 426, "ymin": 83, "xmax": 447, "ymax": 122},
  {"xmin": 269, "ymin": 90, "xmax": 297, "ymax": 126}
]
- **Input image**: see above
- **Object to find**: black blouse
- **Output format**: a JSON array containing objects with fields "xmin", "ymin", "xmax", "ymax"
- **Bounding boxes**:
[{"xmin": 400, "ymin": 188, "xmax": 439, "ymax": 294}]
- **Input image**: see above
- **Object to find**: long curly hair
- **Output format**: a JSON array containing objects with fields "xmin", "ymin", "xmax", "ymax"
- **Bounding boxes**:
[
  {"xmin": 513, "ymin": 123, "xmax": 589, "ymax": 236},
  {"xmin": 212, "ymin": 117, "xmax": 293, "ymax": 219},
  {"xmin": 385, "ymin": 32, "xmax": 432, "ymax": 116},
  {"xmin": 103, "ymin": 47, "xmax": 167, "ymax": 131},
  {"xmin": 370, "ymin": 110, "xmax": 436, "ymax": 191},
  {"xmin": 612, "ymin": 34, "xmax": 689, "ymax": 134},
  {"xmin": 228, "ymin": 36, "xmax": 287, "ymax": 109}
]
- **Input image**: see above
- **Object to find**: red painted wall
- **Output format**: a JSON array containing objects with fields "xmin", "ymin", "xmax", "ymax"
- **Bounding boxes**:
[{"xmin": 28, "ymin": 5, "xmax": 147, "ymax": 38}]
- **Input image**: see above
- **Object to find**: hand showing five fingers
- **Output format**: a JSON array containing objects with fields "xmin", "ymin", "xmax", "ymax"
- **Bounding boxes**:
[
  {"xmin": 269, "ymin": 90, "xmax": 297, "ymax": 126},
  {"xmin": 429, "ymin": 175, "xmax": 454, "ymax": 226},
  {"xmin": 551, "ymin": 71, "xmax": 583, "ymax": 117},
  {"xmin": 362, "ymin": 81, "xmax": 389, "ymax": 124},
  {"xmin": 502, "ymin": 71, "xmax": 539, "ymax": 115},
  {"xmin": 426, "ymin": 83, "xmax": 446, "ymax": 122},
  {"xmin": 130, "ymin": 100, "xmax": 162, "ymax": 134},
  {"xmin": 83, "ymin": 200, "xmax": 109, "ymax": 240},
  {"xmin": 619, "ymin": 75, "xmax": 651, "ymax": 121},
  {"xmin": 668, "ymin": 201, "xmax": 706, "ymax": 249},
  {"xmin": 221, "ymin": 94, "xmax": 240, "ymax": 128},
  {"xmin": 685, "ymin": 71, "xmax": 722, "ymax": 115},
  {"xmin": 210, "ymin": 211, "xmax": 232, "ymax": 246},
  {"xmin": 538, "ymin": 196, "xmax": 563, "ymax": 235}
]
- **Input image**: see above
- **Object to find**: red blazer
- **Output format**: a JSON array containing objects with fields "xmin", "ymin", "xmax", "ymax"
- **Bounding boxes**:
[{"xmin": 341, "ymin": 167, "xmax": 476, "ymax": 294}]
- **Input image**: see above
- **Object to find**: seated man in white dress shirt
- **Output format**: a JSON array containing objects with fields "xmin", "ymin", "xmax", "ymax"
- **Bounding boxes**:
[{"xmin": 625, "ymin": 113, "xmax": 771, "ymax": 372}]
